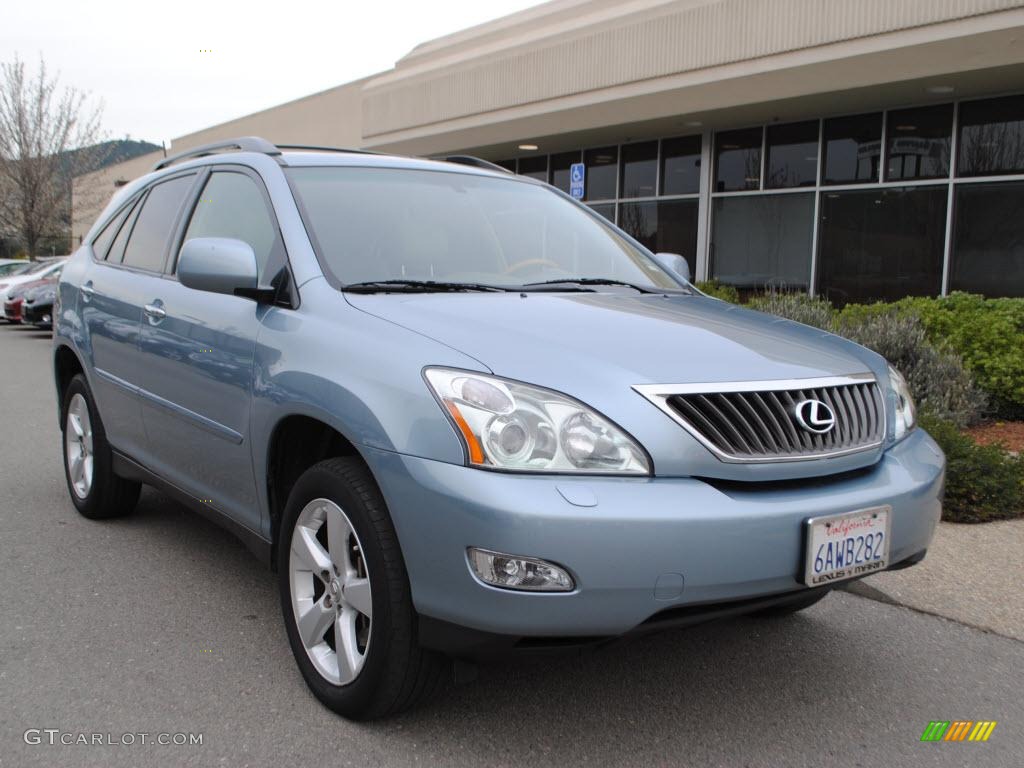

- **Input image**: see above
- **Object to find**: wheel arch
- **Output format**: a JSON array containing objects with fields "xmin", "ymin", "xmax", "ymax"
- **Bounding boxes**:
[
  {"xmin": 53, "ymin": 343, "xmax": 87, "ymax": 425},
  {"xmin": 264, "ymin": 412, "xmax": 369, "ymax": 568}
]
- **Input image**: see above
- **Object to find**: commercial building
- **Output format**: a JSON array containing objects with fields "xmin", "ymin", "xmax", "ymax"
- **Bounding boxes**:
[{"xmin": 74, "ymin": 0, "xmax": 1024, "ymax": 301}]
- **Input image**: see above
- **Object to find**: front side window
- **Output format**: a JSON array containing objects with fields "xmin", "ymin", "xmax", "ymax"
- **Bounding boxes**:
[
  {"xmin": 121, "ymin": 175, "xmax": 196, "ymax": 271},
  {"xmin": 286, "ymin": 166, "xmax": 682, "ymax": 290},
  {"xmin": 181, "ymin": 172, "xmax": 278, "ymax": 278}
]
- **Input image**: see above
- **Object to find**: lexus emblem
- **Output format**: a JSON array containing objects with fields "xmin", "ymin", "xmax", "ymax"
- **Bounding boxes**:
[{"xmin": 794, "ymin": 399, "xmax": 836, "ymax": 434}]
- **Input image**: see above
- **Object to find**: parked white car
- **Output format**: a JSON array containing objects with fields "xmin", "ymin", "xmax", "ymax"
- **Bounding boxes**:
[
  {"xmin": 0, "ymin": 259, "xmax": 67, "ymax": 320},
  {"xmin": 0, "ymin": 259, "xmax": 33, "ymax": 278}
]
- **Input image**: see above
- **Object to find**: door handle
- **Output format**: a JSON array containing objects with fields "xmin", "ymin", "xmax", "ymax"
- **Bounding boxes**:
[
  {"xmin": 144, "ymin": 303, "xmax": 166, "ymax": 321},
  {"xmin": 80, "ymin": 281, "xmax": 95, "ymax": 302}
]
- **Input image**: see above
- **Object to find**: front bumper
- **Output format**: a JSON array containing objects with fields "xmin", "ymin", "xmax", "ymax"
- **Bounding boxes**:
[
  {"xmin": 22, "ymin": 300, "xmax": 53, "ymax": 328},
  {"xmin": 364, "ymin": 428, "xmax": 944, "ymax": 641}
]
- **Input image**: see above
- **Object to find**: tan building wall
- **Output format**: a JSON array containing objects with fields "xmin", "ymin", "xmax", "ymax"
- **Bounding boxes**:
[{"xmin": 73, "ymin": 0, "xmax": 1024, "ymax": 239}]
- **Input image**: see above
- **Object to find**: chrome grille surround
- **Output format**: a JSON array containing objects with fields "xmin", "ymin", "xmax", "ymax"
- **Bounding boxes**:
[{"xmin": 633, "ymin": 374, "xmax": 886, "ymax": 464}]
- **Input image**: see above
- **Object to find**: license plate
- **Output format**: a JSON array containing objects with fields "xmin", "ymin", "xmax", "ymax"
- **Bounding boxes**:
[{"xmin": 803, "ymin": 506, "xmax": 890, "ymax": 586}]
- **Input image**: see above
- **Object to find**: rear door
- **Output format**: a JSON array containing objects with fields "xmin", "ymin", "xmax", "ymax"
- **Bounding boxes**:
[
  {"xmin": 133, "ymin": 166, "xmax": 285, "ymax": 532},
  {"xmin": 79, "ymin": 173, "xmax": 197, "ymax": 459}
]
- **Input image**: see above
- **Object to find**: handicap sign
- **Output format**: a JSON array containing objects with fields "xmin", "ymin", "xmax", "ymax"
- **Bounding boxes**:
[{"xmin": 569, "ymin": 162, "xmax": 585, "ymax": 199}]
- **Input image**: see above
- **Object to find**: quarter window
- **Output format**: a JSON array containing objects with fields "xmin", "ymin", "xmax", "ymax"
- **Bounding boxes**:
[{"xmin": 121, "ymin": 175, "xmax": 196, "ymax": 272}]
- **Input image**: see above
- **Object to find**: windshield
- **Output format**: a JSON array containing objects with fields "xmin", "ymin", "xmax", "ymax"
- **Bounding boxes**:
[{"xmin": 286, "ymin": 167, "xmax": 684, "ymax": 291}]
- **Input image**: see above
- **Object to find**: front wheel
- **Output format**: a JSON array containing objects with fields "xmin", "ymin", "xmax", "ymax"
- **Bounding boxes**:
[{"xmin": 277, "ymin": 457, "xmax": 444, "ymax": 719}]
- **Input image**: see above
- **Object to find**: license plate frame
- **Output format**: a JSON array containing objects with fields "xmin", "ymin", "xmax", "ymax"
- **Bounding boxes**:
[{"xmin": 803, "ymin": 506, "xmax": 891, "ymax": 587}]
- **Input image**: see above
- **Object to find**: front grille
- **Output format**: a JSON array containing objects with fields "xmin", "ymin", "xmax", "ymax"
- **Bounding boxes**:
[{"xmin": 636, "ymin": 376, "xmax": 885, "ymax": 463}]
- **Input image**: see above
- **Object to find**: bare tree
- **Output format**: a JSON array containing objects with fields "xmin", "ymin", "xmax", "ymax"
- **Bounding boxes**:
[{"xmin": 0, "ymin": 55, "xmax": 105, "ymax": 258}]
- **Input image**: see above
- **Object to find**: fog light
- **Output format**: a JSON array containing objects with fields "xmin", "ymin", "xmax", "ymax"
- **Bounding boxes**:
[{"xmin": 467, "ymin": 548, "xmax": 574, "ymax": 592}]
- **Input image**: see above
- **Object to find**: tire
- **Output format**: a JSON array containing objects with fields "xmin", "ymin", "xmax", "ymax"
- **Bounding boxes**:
[
  {"xmin": 61, "ymin": 374, "xmax": 141, "ymax": 520},
  {"xmin": 277, "ymin": 457, "xmax": 445, "ymax": 719},
  {"xmin": 753, "ymin": 588, "xmax": 831, "ymax": 617}
]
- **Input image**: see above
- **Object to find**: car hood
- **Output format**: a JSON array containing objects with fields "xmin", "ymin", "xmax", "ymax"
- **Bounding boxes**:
[{"xmin": 345, "ymin": 291, "xmax": 886, "ymax": 388}]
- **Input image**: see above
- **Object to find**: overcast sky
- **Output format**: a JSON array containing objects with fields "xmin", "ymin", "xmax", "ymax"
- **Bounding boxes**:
[{"xmin": 3, "ymin": 0, "xmax": 540, "ymax": 148}]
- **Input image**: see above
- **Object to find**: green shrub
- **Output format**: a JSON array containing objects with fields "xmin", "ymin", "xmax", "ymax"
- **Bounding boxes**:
[
  {"xmin": 839, "ymin": 293, "xmax": 1024, "ymax": 418},
  {"xmin": 836, "ymin": 311, "xmax": 986, "ymax": 427},
  {"xmin": 746, "ymin": 291, "xmax": 836, "ymax": 331},
  {"xmin": 695, "ymin": 280, "xmax": 740, "ymax": 304},
  {"xmin": 919, "ymin": 414, "xmax": 1024, "ymax": 523}
]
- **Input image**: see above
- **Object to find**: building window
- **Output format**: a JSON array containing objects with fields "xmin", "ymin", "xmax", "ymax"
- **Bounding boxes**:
[
  {"xmin": 584, "ymin": 146, "xmax": 618, "ymax": 200},
  {"xmin": 951, "ymin": 181, "xmax": 1024, "ymax": 297},
  {"xmin": 620, "ymin": 141, "xmax": 658, "ymax": 198},
  {"xmin": 766, "ymin": 121, "xmax": 818, "ymax": 188},
  {"xmin": 958, "ymin": 94, "xmax": 1024, "ymax": 177},
  {"xmin": 822, "ymin": 112, "xmax": 882, "ymax": 185},
  {"xmin": 619, "ymin": 200, "xmax": 699, "ymax": 277},
  {"xmin": 518, "ymin": 155, "xmax": 547, "ymax": 181},
  {"xmin": 588, "ymin": 203, "xmax": 615, "ymax": 223},
  {"xmin": 817, "ymin": 186, "xmax": 947, "ymax": 304},
  {"xmin": 885, "ymin": 103, "xmax": 953, "ymax": 181},
  {"xmin": 661, "ymin": 135, "xmax": 701, "ymax": 195},
  {"xmin": 714, "ymin": 127, "xmax": 762, "ymax": 192},
  {"xmin": 549, "ymin": 151, "xmax": 581, "ymax": 194},
  {"xmin": 495, "ymin": 159, "xmax": 517, "ymax": 172},
  {"xmin": 710, "ymin": 193, "xmax": 814, "ymax": 290}
]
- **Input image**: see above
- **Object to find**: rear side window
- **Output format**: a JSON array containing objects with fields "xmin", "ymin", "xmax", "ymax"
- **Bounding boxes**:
[
  {"xmin": 122, "ymin": 174, "xmax": 196, "ymax": 272},
  {"xmin": 91, "ymin": 199, "xmax": 136, "ymax": 260},
  {"xmin": 181, "ymin": 172, "xmax": 278, "ymax": 279}
]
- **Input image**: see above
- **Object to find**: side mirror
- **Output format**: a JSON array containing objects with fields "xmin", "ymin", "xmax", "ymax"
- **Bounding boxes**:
[
  {"xmin": 653, "ymin": 252, "xmax": 692, "ymax": 283},
  {"xmin": 178, "ymin": 238, "xmax": 258, "ymax": 297}
]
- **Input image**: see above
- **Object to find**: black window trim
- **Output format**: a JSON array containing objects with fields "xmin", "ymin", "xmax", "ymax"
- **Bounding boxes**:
[
  {"xmin": 92, "ymin": 170, "xmax": 201, "ymax": 276},
  {"xmin": 87, "ymin": 191, "xmax": 143, "ymax": 262},
  {"xmin": 168, "ymin": 162, "xmax": 299, "ymax": 309}
]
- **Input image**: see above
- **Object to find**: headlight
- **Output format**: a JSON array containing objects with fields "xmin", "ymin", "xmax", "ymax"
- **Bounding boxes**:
[
  {"xmin": 888, "ymin": 365, "xmax": 916, "ymax": 441},
  {"xmin": 424, "ymin": 368, "xmax": 650, "ymax": 474}
]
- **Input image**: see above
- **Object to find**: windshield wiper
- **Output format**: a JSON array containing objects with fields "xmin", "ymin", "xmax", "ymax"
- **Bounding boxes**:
[
  {"xmin": 343, "ymin": 280, "xmax": 511, "ymax": 294},
  {"xmin": 521, "ymin": 278, "xmax": 687, "ymax": 295}
]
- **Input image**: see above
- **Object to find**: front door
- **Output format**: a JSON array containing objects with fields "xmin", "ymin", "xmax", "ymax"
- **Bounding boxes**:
[{"xmin": 133, "ymin": 168, "xmax": 284, "ymax": 532}]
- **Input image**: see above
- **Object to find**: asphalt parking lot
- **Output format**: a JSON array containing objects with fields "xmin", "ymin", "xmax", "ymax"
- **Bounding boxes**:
[{"xmin": 1, "ymin": 323, "xmax": 1021, "ymax": 768}]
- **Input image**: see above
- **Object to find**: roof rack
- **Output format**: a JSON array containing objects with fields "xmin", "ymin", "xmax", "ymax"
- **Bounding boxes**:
[
  {"xmin": 442, "ymin": 155, "xmax": 513, "ymax": 174},
  {"xmin": 153, "ymin": 137, "xmax": 280, "ymax": 171},
  {"xmin": 275, "ymin": 144, "xmax": 381, "ymax": 156}
]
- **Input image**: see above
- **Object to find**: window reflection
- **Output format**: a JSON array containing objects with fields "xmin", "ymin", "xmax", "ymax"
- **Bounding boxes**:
[
  {"xmin": 958, "ymin": 95, "xmax": 1024, "ymax": 177},
  {"xmin": 584, "ymin": 146, "xmax": 618, "ymax": 201},
  {"xmin": 711, "ymin": 193, "xmax": 813, "ymax": 290},
  {"xmin": 817, "ymin": 186, "xmax": 946, "ymax": 304},
  {"xmin": 885, "ymin": 104, "xmax": 952, "ymax": 181},
  {"xmin": 661, "ymin": 135, "xmax": 701, "ymax": 195},
  {"xmin": 951, "ymin": 182, "xmax": 1024, "ymax": 297},
  {"xmin": 620, "ymin": 141, "xmax": 658, "ymax": 198},
  {"xmin": 766, "ymin": 121, "xmax": 818, "ymax": 188},
  {"xmin": 714, "ymin": 128, "xmax": 762, "ymax": 192},
  {"xmin": 619, "ymin": 199, "xmax": 699, "ymax": 276},
  {"xmin": 823, "ymin": 113, "xmax": 882, "ymax": 185}
]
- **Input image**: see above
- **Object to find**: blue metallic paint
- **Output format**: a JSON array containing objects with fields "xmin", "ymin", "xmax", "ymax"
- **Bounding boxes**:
[{"xmin": 55, "ymin": 150, "xmax": 945, "ymax": 640}]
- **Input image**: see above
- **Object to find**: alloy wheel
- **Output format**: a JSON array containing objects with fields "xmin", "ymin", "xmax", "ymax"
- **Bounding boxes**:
[
  {"xmin": 65, "ymin": 393, "xmax": 94, "ymax": 499},
  {"xmin": 288, "ymin": 498, "xmax": 373, "ymax": 685}
]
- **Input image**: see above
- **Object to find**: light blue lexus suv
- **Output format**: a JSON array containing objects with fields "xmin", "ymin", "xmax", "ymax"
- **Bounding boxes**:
[{"xmin": 54, "ymin": 137, "xmax": 944, "ymax": 719}]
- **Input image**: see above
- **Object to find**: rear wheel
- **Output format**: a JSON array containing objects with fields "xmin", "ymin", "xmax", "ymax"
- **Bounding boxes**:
[
  {"xmin": 61, "ymin": 374, "xmax": 140, "ymax": 519},
  {"xmin": 753, "ymin": 589, "xmax": 831, "ymax": 617},
  {"xmin": 277, "ymin": 457, "xmax": 445, "ymax": 719}
]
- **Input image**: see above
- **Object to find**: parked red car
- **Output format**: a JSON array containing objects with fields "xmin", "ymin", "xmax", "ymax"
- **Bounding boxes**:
[{"xmin": 2, "ymin": 275, "xmax": 58, "ymax": 323}]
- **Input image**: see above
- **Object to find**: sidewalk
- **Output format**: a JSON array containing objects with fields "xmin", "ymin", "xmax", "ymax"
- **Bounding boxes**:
[{"xmin": 844, "ymin": 519, "xmax": 1024, "ymax": 641}]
